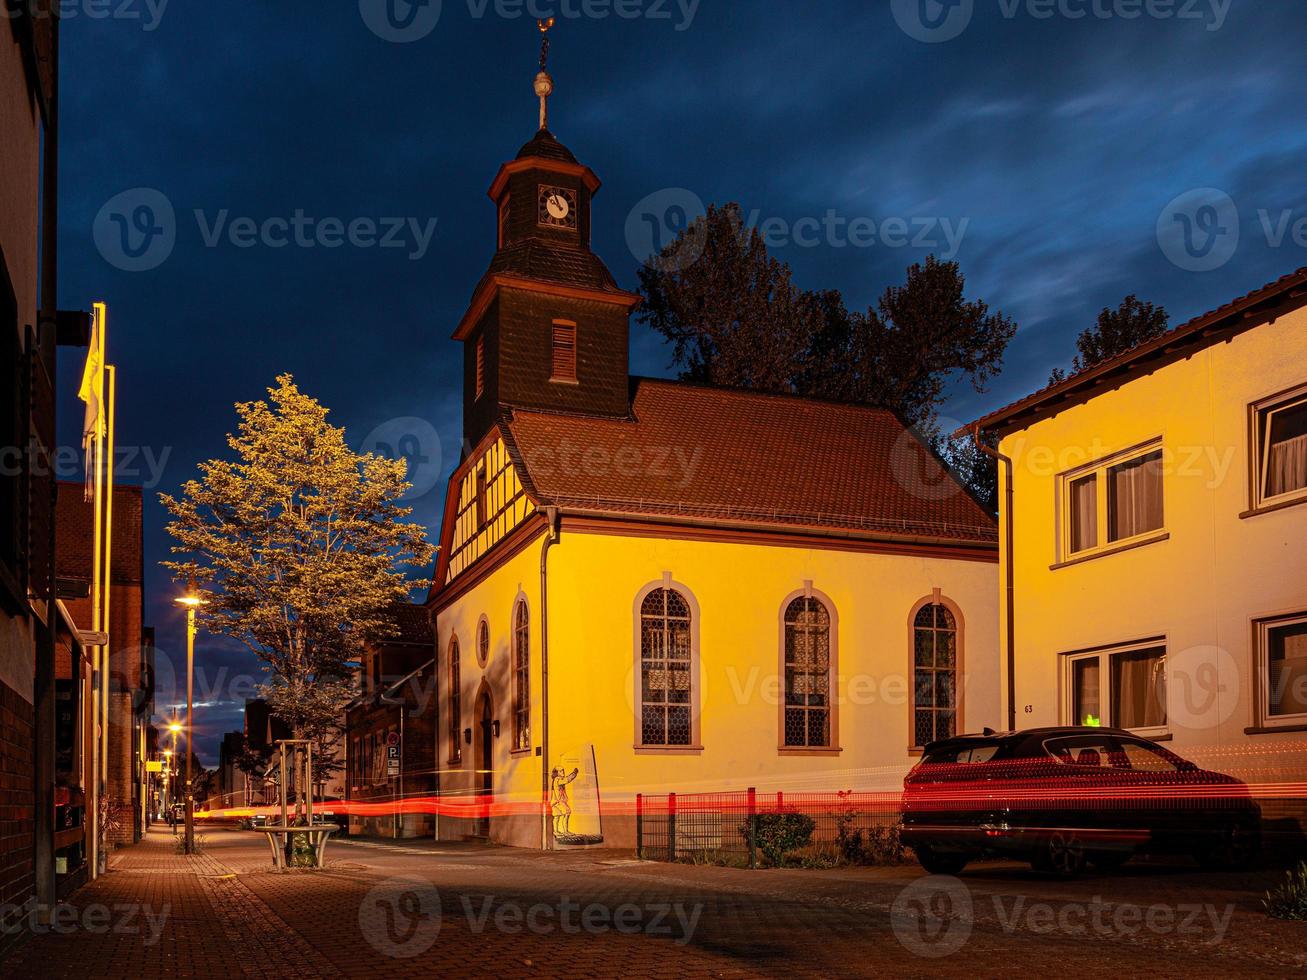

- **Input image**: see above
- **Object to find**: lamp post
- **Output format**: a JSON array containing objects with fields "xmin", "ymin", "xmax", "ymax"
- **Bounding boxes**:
[
  {"xmin": 166, "ymin": 722, "xmax": 181, "ymax": 830},
  {"xmin": 175, "ymin": 586, "xmax": 205, "ymax": 854},
  {"xmin": 162, "ymin": 749, "xmax": 172, "ymax": 822}
]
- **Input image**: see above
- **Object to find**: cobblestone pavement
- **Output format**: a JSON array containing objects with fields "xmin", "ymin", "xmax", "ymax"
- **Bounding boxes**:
[{"xmin": 3, "ymin": 827, "xmax": 1305, "ymax": 977}]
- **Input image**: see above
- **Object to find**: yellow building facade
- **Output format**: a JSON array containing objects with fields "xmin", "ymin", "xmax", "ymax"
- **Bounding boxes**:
[
  {"xmin": 974, "ymin": 268, "xmax": 1307, "ymax": 830},
  {"xmin": 428, "ymin": 125, "xmax": 1001, "ymax": 849}
]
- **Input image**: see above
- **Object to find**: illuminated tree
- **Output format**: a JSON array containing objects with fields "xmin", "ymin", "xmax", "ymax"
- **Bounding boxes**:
[{"xmin": 160, "ymin": 375, "xmax": 434, "ymax": 819}]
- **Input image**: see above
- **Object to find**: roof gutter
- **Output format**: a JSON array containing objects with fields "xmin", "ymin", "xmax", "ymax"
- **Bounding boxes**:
[{"xmin": 970, "ymin": 426, "xmax": 1016, "ymax": 732}]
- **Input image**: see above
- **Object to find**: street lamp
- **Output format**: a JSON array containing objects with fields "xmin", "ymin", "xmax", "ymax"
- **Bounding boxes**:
[{"xmin": 174, "ymin": 583, "xmax": 205, "ymax": 855}]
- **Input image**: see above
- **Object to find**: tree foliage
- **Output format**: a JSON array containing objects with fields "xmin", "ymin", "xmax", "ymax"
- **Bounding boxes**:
[
  {"xmin": 160, "ymin": 375, "xmax": 435, "ymax": 747},
  {"xmin": 637, "ymin": 204, "xmax": 1016, "ymax": 506},
  {"xmin": 1048, "ymin": 295, "xmax": 1170, "ymax": 385}
]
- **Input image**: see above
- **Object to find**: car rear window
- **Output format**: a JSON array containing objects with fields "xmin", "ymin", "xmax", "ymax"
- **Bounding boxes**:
[{"xmin": 922, "ymin": 742, "xmax": 1000, "ymax": 764}]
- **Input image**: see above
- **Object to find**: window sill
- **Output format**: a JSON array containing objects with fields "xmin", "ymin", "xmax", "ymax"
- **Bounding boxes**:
[
  {"xmin": 549, "ymin": 377, "xmax": 580, "ymax": 386},
  {"xmin": 1050, "ymin": 531, "xmax": 1169, "ymax": 570},
  {"xmin": 510, "ymin": 748, "xmax": 533, "ymax": 758},
  {"xmin": 908, "ymin": 747, "xmax": 925, "ymax": 757},
  {"xmin": 634, "ymin": 745, "xmax": 704, "ymax": 756},
  {"xmin": 1240, "ymin": 493, "xmax": 1307, "ymax": 520},
  {"xmin": 1245, "ymin": 722, "xmax": 1307, "ymax": 735},
  {"xmin": 777, "ymin": 747, "xmax": 842, "ymax": 757}
]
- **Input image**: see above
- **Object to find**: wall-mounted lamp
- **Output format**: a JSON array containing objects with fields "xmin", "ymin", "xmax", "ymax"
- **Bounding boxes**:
[
  {"xmin": 464, "ymin": 728, "xmax": 472, "ymax": 745},
  {"xmin": 491, "ymin": 720, "xmax": 501, "ymax": 739}
]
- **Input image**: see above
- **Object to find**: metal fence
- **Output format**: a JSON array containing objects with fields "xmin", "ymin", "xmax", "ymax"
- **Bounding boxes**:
[{"xmin": 636, "ymin": 789, "xmax": 903, "ymax": 868}]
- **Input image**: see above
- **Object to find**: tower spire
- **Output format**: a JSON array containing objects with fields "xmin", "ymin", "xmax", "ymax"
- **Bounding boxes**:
[{"xmin": 534, "ymin": 17, "xmax": 556, "ymax": 132}]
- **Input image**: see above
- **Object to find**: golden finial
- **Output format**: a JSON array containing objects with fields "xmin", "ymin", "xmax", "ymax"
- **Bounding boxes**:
[{"xmin": 534, "ymin": 18, "xmax": 556, "ymax": 132}]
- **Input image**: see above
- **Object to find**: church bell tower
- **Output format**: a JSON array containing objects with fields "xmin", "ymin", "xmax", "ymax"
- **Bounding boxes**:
[{"xmin": 454, "ymin": 21, "xmax": 641, "ymax": 453}]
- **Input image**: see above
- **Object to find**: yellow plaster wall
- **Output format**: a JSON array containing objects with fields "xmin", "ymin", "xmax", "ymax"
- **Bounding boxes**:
[{"xmin": 436, "ymin": 526, "xmax": 1000, "ymax": 847}]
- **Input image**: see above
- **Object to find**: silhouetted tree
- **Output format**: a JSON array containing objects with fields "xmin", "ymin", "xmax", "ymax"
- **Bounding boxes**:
[
  {"xmin": 637, "ymin": 207, "xmax": 1016, "ymax": 507},
  {"xmin": 1048, "ymin": 295, "xmax": 1169, "ymax": 384}
]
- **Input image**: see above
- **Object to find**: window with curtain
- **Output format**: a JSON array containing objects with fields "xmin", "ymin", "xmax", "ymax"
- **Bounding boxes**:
[
  {"xmin": 512, "ymin": 600, "xmax": 530, "ymax": 751},
  {"xmin": 1258, "ymin": 391, "xmax": 1307, "ymax": 504},
  {"xmin": 1262, "ymin": 614, "xmax": 1307, "ymax": 720},
  {"xmin": 640, "ymin": 588, "xmax": 693, "ymax": 746},
  {"xmin": 1066, "ymin": 644, "xmax": 1167, "ymax": 730},
  {"xmin": 1061, "ymin": 441, "xmax": 1164, "ymax": 558},
  {"xmin": 783, "ymin": 597, "xmax": 831, "ymax": 747},
  {"xmin": 1069, "ymin": 475, "xmax": 1097, "ymax": 554},
  {"xmin": 913, "ymin": 603, "xmax": 957, "ymax": 747},
  {"xmin": 448, "ymin": 636, "xmax": 462, "ymax": 764},
  {"xmin": 1071, "ymin": 656, "xmax": 1101, "ymax": 727},
  {"xmin": 1108, "ymin": 450, "xmax": 1164, "ymax": 542}
]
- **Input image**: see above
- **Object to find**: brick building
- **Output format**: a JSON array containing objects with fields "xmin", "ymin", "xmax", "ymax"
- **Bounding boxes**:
[
  {"xmin": 346, "ymin": 604, "xmax": 436, "ymax": 838},
  {"xmin": 54, "ymin": 483, "xmax": 152, "ymax": 845},
  {"xmin": 1, "ymin": 3, "xmax": 70, "ymax": 955}
]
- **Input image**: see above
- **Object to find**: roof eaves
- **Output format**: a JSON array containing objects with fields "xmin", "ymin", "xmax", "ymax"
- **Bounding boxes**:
[{"xmin": 963, "ymin": 265, "xmax": 1307, "ymax": 438}]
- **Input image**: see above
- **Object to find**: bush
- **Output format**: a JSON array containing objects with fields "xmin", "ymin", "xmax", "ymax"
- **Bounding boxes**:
[
  {"xmin": 1264, "ymin": 861, "xmax": 1307, "ymax": 920},
  {"xmin": 836, "ymin": 792, "xmax": 906, "ymax": 866},
  {"xmin": 741, "ymin": 811, "xmax": 816, "ymax": 868}
]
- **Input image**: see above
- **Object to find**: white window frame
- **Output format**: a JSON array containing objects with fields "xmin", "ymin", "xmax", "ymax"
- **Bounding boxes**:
[
  {"xmin": 1057, "ymin": 439, "xmax": 1166, "ymax": 562},
  {"xmin": 1062, "ymin": 640, "xmax": 1168, "ymax": 738},
  {"xmin": 1255, "ymin": 611, "xmax": 1307, "ymax": 729},
  {"xmin": 1251, "ymin": 383, "xmax": 1307, "ymax": 511}
]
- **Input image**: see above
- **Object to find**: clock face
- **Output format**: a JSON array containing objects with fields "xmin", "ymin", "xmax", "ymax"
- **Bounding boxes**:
[{"xmin": 538, "ymin": 184, "xmax": 578, "ymax": 229}]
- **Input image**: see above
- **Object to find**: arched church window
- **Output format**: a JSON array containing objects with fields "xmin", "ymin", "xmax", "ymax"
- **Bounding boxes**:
[
  {"xmin": 783, "ymin": 597, "xmax": 832, "ymax": 747},
  {"xmin": 639, "ymin": 588, "xmax": 693, "ymax": 746},
  {"xmin": 914, "ymin": 602, "xmax": 959, "ymax": 747},
  {"xmin": 512, "ymin": 599, "xmax": 530, "ymax": 751}
]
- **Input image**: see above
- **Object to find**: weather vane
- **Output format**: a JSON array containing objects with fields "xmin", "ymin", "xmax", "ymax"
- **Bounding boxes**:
[{"xmin": 534, "ymin": 18, "xmax": 556, "ymax": 132}]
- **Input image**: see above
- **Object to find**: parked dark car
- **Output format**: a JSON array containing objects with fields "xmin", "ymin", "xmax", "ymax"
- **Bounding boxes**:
[{"xmin": 901, "ymin": 727, "xmax": 1261, "ymax": 875}]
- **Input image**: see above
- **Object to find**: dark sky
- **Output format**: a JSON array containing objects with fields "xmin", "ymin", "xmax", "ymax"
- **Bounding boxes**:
[{"xmin": 53, "ymin": 0, "xmax": 1307, "ymax": 765}]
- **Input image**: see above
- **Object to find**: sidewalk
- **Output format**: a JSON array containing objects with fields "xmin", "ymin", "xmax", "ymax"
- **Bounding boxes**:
[{"xmin": 4, "ymin": 826, "xmax": 1304, "ymax": 977}]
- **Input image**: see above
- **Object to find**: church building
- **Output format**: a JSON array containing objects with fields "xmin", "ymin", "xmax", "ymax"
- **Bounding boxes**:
[{"xmin": 428, "ymin": 46, "xmax": 1001, "ymax": 849}]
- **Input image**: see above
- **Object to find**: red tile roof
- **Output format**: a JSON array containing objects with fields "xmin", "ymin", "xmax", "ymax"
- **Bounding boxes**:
[
  {"xmin": 966, "ymin": 265, "xmax": 1307, "ymax": 438},
  {"xmin": 501, "ymin": 379, "xmax": 997, "ymax": 546}
]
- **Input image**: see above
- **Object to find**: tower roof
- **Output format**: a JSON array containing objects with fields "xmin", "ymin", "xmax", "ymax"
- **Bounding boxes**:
[{"xmin": 516, "ymin": 128, "xmax": 577, "ymax": 165}]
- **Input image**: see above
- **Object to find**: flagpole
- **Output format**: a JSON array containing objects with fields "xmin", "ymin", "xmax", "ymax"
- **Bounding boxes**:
[
  {"xmin": 89, "ymin": 391, "xmax": 103, "ymax": 879},
  {"xmin": 102, "ymin": 364, "xmax": 116, "ymax": 832},
  {"xmin": 85, "ymin": 301, "xmax": 107, "ymax": 879}
]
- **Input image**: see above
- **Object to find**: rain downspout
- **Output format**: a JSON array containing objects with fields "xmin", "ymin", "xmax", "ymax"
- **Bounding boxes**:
[
  {"xmin": 972, "ymin": 426, "xmax": 1017, "ymax": 731},
  {"xmin": 539, "ymin": 506, "xmax": 559, "ymax": 850}
]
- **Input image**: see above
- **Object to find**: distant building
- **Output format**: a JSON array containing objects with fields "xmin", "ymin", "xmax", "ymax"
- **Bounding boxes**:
[
  {"xmin": 970, "ymin": 266, "xmax": 1307, "ymax": 838},
  {"xmin": 345, "ymin": 605, "xmax": 436, "ymax": 838},
  {"xmin": 216, "ymin": 731, "xmax": 246, "ymax": 811},
  {"xmin": 55, "ymin": 482, "xmax": 153, "ymax": 845}
]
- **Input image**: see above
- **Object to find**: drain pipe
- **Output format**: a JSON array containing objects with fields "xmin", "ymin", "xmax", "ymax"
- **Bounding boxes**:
[
  {"xmin": 539, "ymin": 506, "xmax": 560, "ymax": 850},
  {"xmin": 971, "ymin": 426, "xmax": 1017, "ymax": 731}
]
